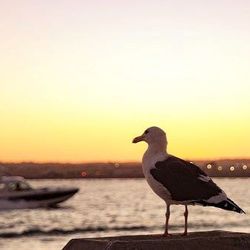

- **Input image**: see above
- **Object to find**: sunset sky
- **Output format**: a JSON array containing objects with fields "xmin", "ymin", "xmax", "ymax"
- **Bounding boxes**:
[{"xmin": 1, "ymin": 0, "xmax": 250, "ymax": 162}]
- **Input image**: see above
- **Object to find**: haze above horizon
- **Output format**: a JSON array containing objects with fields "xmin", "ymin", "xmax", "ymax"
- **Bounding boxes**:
[{"xmin": 1, "ymin": 1, "xmax": 250, "ymax": 163}]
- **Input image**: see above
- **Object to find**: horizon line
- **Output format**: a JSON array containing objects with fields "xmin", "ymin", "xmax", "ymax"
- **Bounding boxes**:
[{"xmin": 1, "ymin": 157, "xmax": 250, "ymax": 165}]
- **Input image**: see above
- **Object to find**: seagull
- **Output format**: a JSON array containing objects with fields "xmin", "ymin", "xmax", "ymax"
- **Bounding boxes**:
[{"xmin": 132, "ymin": 126, "xmax": 245, "ymax": 236}]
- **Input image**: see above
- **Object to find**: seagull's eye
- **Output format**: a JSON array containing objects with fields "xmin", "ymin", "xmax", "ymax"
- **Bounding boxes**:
[{"xmin": 144, "ymin": 130, "xmax": 149, "ymax": 134}]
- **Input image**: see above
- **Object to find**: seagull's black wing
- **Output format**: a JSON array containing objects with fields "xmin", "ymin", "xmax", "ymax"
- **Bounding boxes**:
[{"xmin": 150, "ymin": 156, "xmax": 222, "ymax": 202}]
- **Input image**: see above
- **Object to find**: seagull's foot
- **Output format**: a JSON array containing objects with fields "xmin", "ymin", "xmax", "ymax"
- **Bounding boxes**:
[
  {"xmin": 162, "ymin": 233, "xmax": 172, "ymax": 237},
  {"xmin": 181, "ymin": 232, "xmax": 188, "ymax": 236}
]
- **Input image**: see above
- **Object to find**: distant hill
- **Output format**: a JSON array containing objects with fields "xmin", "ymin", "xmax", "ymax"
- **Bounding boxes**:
[{"xmin": 0, "ymin": 159, "xmax": 249, "ymax": 179}]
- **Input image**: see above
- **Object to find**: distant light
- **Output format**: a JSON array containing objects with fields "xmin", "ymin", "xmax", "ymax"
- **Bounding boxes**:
[
  {"xmin": 81, "ymin": 171, "xmax": 87, "ymax": 177},
  {"xmin": 230, "ymin": 166, "xmax": 235, "ymax": 171},
  {"xmin": 114, "ymin": 163, "xmax": 120, "ymax": 168},
  {"xmin": 242, "ymin": 165, "xmax": 248, "ymax": 170},
  {"xmin": 207, "ymin": 164, "xmax": 212, "ymax": 169},
  {"xmin": 218, "ymin": 166, "xmax": 223, "ymax": 171}
]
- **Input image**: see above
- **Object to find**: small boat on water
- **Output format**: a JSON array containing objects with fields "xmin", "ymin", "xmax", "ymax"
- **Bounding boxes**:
[{"xmin": 0, "ymin": 176, "xmax": 79, "ymax": 209}]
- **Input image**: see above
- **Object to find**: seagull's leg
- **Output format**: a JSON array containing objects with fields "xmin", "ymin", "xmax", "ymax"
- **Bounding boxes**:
[
  {"xmin": 182, "ymin": 205, "xmax": 188, "ymax": 236},
  {"xmin": 163, "ymin": 204, "xmax": 171, "ymax": 236}
]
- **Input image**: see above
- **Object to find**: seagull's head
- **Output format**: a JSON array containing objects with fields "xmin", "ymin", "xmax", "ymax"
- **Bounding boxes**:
[{"xmin": 132, "ymin": 126, "xmax": 167, "ymax": 146}]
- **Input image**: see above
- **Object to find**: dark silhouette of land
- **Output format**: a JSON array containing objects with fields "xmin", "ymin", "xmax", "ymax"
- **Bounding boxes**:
[{"xmin": 0, "ymin": 159, "xmax": 249, "ymax": 179}]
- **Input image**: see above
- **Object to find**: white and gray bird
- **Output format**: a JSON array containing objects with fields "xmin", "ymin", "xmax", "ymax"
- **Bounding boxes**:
[{"xmin": 132, "ymin": 126, "xmax": 245, "ymax": 236}]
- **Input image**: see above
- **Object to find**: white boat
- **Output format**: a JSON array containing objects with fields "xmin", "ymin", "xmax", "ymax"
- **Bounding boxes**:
[{"xmin": 0, "ymin": 176, "xmax": 79, "ymax": 209}]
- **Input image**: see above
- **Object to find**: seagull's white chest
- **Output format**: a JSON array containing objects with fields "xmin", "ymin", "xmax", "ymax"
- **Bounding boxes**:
[{"xmin": 142, "ymin": 150, "xmax": 172, "ymax": 203}]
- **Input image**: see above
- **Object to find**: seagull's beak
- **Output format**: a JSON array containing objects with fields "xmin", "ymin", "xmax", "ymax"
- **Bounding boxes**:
[{"xmin": 132, "ymin": 135, "xmax": 145, "ymax": 143}]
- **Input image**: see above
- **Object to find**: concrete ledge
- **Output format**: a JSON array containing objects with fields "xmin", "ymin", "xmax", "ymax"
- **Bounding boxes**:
[{"xmin": 63, "ymin": 230, "xmax": 250, "ymax": 250}]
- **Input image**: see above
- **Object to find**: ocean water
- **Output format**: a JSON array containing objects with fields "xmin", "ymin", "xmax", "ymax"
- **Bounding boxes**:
[{"xmin": 0, "ymin": 178, "xmax": 249, "ymax": 250}]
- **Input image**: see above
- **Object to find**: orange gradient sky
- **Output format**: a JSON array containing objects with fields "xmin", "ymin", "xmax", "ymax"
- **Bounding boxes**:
[{"xmin": 1, "ymin": 1, "xmax": 250, "ymax": 162}]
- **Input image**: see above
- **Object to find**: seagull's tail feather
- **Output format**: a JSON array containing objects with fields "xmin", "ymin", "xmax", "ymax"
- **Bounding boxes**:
[
  {"xmin": 224, "ymin": 198, "xmax": 245, "ymax": 214},
  {"xmin": 197, "ymin": 198, "xmax": 245, "ymax": 214}
]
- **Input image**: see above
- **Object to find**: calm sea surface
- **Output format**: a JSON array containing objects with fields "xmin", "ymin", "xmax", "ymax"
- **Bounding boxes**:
[{"xmin": 0, "ymin": 178, "xmax": 249, "ymax": 250}]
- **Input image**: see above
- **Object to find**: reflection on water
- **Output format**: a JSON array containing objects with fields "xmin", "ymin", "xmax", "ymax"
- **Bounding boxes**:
[{"xmin": 0, "ymin": 178, "xmax": 249, "ymax": 250}]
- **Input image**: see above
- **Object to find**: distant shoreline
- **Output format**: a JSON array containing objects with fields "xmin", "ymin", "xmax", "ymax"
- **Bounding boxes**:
[{"xmin": 0, "ymin": 159, "xmax": 249, "ymax": 179}]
